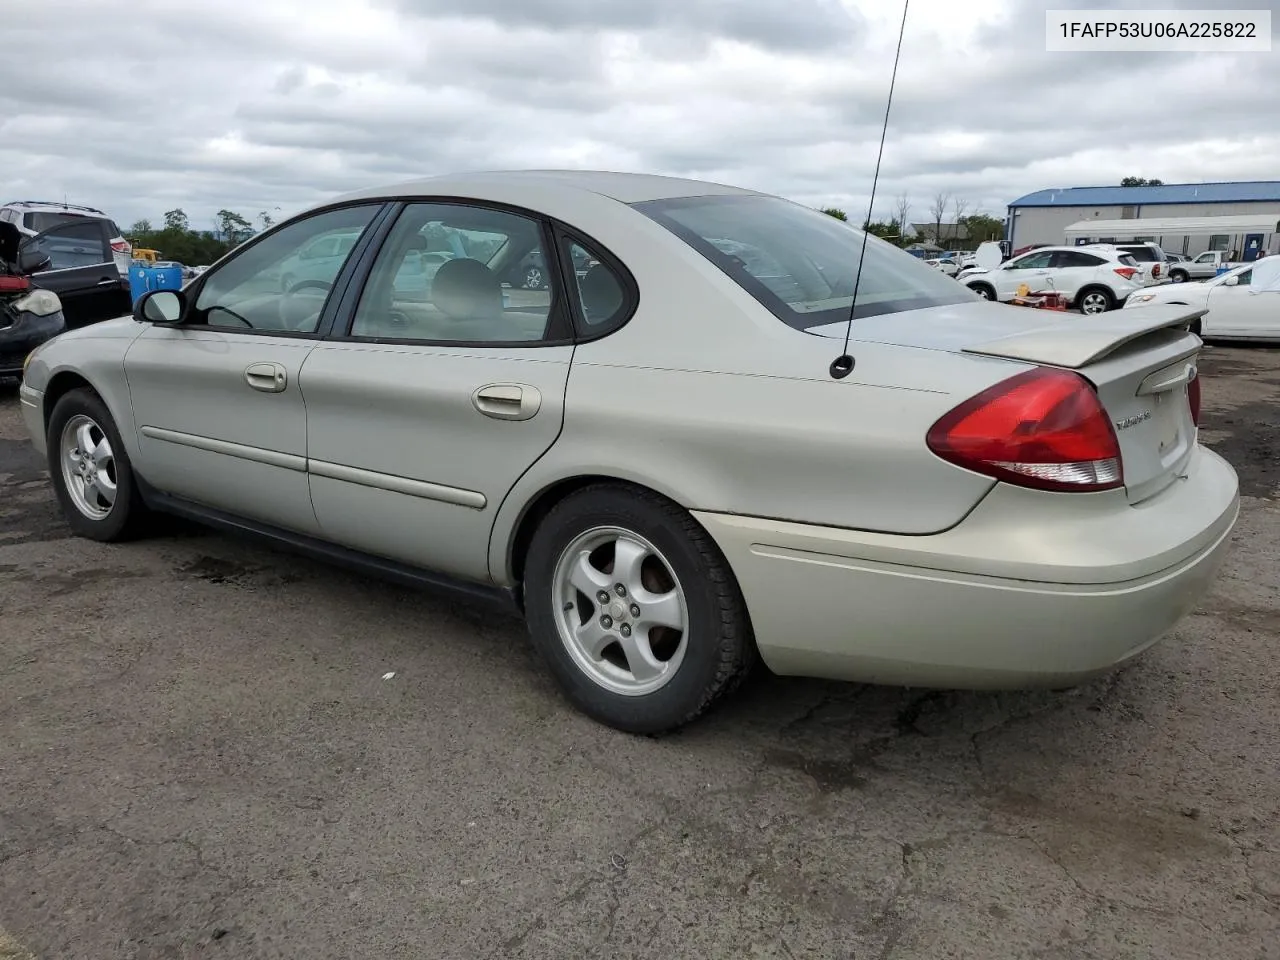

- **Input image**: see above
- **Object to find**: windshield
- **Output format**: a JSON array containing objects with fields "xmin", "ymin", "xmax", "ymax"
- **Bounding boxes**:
[{"xmin": 633, "ymin": 194, "xmax": 974, "ymax": 329}]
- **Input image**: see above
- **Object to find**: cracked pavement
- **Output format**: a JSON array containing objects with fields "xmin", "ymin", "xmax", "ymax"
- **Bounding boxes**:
[{"xmin": 1, "ymin": 344, "xmax": 1278, "ymax": 959}]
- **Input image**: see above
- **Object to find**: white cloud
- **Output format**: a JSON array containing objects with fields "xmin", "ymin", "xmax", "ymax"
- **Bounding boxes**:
[{"xmin": 1, "ymin": 0, "xmax": 1276, "ymax": 234}]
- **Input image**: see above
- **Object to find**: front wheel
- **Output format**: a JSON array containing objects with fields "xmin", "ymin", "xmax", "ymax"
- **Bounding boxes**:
[
  {"xmin": 968, "ymin": 283, "xmax": 996, "ymax": 300},
  {"xmin": 523, "ymin": 484, "xmax": 756, "ymax": 734},
  {"xmin": 47, "ymin": 388, "xmax": 150, "ymax": 541},
  {"xmin": 1170, "ymin": 270, "xmax": 1189, "ymax": 283}
]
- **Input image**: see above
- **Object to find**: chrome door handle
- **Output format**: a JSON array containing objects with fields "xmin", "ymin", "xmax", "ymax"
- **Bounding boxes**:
[
  {"xmin": 245, "ymin": 362, "xmax": 287, "ymax": 393},
  {"xmin": 97, "ymin": 278, "xmax": 119, "ymax": 286},
  {"xmin": 472, "ymin": 383, "xmax": 541, "ymax": 421}
]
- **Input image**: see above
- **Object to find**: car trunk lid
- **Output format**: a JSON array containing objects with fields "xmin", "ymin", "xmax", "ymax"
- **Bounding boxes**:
[
  {"xmin": 812, "ymin": 302, "xmax": 1205, "ymax": 504},
  {"xmin": 961, "ymin": 304, "xmax": 1204, "ymax": 504}
]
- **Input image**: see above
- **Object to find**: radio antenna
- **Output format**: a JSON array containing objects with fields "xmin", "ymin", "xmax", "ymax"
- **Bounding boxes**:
[{"xmin": 830, "ymin": 0, "xmax": 911, "ymax": 380}]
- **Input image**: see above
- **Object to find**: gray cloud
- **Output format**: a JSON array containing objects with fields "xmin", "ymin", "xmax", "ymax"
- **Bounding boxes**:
[{"xmin": 1, "ymin": 0, "xmax": 1276, "ymax": 235}]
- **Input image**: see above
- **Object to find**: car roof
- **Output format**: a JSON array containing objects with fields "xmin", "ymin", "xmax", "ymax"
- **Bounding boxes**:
[
  {"xmin": 2, "ymin": 200, "xmax": 106, "ymax": 215},
  {"xmin": 327, "ymin": 170, "xmax": 763, "ymax": 208}
]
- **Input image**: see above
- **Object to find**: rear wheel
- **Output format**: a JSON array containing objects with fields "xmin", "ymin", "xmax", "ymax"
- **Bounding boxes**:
[
  {"xmin": 524, "ymin": 484, "xmax": 755, "ymax": 734},
  {"xmin": 1077, "ymin": 287, "xmax": 1115, "ymax": 315},
  {"xmin": 46, "ymin": 389, "xmax": 150, "ymax": 541},
  {"xmin": 1170, "ymin": 270, "xmax": 1189, "ymax": 283},
  {"xmin": 969, "ymin": 283, "xmax": 996, "ymax": 301}
]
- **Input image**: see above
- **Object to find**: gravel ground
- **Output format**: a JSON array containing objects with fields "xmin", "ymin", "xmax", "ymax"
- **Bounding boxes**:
[{"xmin": 0, "ymin": 344, "xmax": 1277, "ymax": 960}]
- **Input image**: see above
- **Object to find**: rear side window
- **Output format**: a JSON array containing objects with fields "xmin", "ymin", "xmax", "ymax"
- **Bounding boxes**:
[
  {"xmin": 633, "ymin": 194, "xmax": 971, "ymax": 329},
  {"xmin": 1053, "ymin": 251, "xmax": 1106, "ymax": 268}
]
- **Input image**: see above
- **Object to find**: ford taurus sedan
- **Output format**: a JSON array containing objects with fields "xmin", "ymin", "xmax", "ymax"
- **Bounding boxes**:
[{"xmin": 17, "ymin": 171, "xmax": 1240, "ymax": 733}]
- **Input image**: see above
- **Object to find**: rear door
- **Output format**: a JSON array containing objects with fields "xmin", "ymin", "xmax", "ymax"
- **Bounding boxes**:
[
  {"xmin": 21, "ymin": 220, "xmax": 128, "ymax": 327},
  {"xmin": 300, "ymin": 200, "xmax": 580, "ymax": 584},
  {"xmin": 1047, "ymin": 249, "xmax": 1109, "ymax": 298}
]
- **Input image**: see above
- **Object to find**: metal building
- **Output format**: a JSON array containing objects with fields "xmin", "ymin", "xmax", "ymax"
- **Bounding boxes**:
[{"xmin": 1005, "ymin": 181, "xmax": 1280, "ymax": 256}]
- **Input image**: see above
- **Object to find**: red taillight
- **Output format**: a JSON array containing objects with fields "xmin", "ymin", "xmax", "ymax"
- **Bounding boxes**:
[
  {"xmin": 0, "ymin": 276, "xmax": 30, "ymax": 292},
  {"xmin": 111, "ymin": 240, "xmax": 131, "ymax": 253},
  {"xmin": 1188, "ymin": 370, "xmax": 1201, "ymax": 426},
  {"xmin": 1114, "ymin": 266, "xmax": 1138, "ymax": 280},
  {"xmin": 927, "ymin": 367, "xmax": 1123, "ymax": 493},
  {"xmin": 1152, "ymin": 264, "xmax": 1162, "ymax": 278}
]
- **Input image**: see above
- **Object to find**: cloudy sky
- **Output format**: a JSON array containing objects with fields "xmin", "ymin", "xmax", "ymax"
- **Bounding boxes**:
[{"xmin": 2, "ymin": 0, "xmax": 1276, "ymax": 234}]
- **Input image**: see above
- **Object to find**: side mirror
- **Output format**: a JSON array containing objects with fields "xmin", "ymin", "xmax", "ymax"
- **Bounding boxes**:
[
  {"xmin": 17, "ymin": 246, "xmax": 51, "ymax": 274},
  {"xmin": 1223, "ymin": 276, "xmax": 1239, "ymax": 286},
  {"xmin": 133, "ymin": 288, "xmax": 187, "ymax": 324}
]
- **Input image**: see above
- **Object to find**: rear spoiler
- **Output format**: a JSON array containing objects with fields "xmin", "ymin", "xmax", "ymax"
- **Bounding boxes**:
[{"xmin": 961, "ymin": 305, "xmax": 1206, "ymax": 370}]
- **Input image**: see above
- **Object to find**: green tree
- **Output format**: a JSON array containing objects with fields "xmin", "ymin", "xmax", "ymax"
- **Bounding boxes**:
[
  {"xmin": 959, "ymin": 213, "xmax": 1004, "ymax": 244},
  {"xmin": 862, "ymin": 219, "xmax": 904, "ymax": 244},
  {"xmin": 163, "ymin": 208, "xmax": 190, "ymax": 232},
  {"xmin": 821, "ymin": 207, "xmax": 848, "ymax": 221},
  {"xmin": 216, "ymin": 209, "xmax": 254, "ymax": 245},
  {"xmin": 129, "ymin": 219, "xmax": 153, "ymax": 235},
  {"xmin": 1121, "ymin": 176, "xmax": 1164, "ymax": 186}
]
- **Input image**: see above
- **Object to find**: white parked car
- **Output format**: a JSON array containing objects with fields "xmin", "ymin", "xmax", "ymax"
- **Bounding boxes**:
[
  {"xmin": 962, "ymin": 244, "xmax": 1144, "ymax": 314},
  {"xmin": 1123, "ymin": 262, "xmax": 1280, "ymax": 341},
  {"xmin": 17, "ymin": 170, "xmax": 1238, "ymax": 733},
  {"xmin": 0, "ymin": 200, "xmax": 132, "ymax": 276},
  {"xmin": 925, "ymin": 257, "xmax": 960, "ymax": 277}
]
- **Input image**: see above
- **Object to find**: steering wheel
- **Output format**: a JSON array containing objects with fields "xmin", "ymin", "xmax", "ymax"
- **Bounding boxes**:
[{"xmin": 279, "ymin": 278, "xmax": 333, "ymax": 331}]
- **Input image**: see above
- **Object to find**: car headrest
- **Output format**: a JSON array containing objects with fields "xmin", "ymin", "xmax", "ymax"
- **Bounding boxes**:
[
  {"xmin": 431, "ymin": 257, "xmax": 503, "ymax": 321},
  {"xmin": 578, "ymin": 264, "xmax": 624, "ymax": 324}
]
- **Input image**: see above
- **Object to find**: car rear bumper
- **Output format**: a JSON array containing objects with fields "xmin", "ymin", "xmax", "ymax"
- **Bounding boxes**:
[{"xmin": 694, "ymin": 445, "xmax": 1239, "ymax": 688}]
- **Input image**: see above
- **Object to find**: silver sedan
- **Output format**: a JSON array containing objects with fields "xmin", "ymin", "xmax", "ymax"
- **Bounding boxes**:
[{"xmin": 18, "ymin": 171, "xmax": 1240, "ymax": 733}]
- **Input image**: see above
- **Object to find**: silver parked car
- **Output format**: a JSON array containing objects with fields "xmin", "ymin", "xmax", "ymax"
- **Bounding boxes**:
[{"xmin": 17, "ymin": 171, "xmax": 1239, "ymax": 733}]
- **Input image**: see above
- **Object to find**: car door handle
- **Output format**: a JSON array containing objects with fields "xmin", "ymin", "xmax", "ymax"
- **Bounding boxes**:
[
  {"xmin": 472, "ymin": 383, "xmax": 542, "ymax": 421},
  {"xmin": 97, "ymin": 277, "xmax": 119, "ymax": 286},
  {"xmin": 245, "ymin": 362, "xmax": 288, "ymax": 393}
]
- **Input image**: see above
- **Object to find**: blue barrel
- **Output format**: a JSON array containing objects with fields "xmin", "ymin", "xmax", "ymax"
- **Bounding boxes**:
[
  {"xmin": 128, "ymin": 264, "xmax": 151, "ymax": 304},
  {"xmin": 150, "ymin": 264, "xmax": 183, "ymax": 291},
  {"xmin": 1215, "ymin": 263, "xmax": 1231, "ymax": 276}
]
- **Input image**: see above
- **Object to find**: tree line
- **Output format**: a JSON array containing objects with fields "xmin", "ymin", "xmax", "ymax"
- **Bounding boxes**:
[
  {"xmin": 125, "ymin": 207, "xmax": 277, "ymax": 267},
  {"xmin": 820, "ymin": 192, "xmax": 1004, "ymax": 249}
]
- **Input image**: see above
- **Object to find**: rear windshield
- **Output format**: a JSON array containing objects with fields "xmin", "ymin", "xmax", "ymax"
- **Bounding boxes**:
[
  {"xmin": 632, "ymin": 194, "xmax": 973, "ymax": 329},
  {"xmin": 23, "ymin": 211, "xmax": 102, "ymax": 233},
  {"xmin": 1117, "ymin": 246, "xmax": 1162, "ymax": 262}
]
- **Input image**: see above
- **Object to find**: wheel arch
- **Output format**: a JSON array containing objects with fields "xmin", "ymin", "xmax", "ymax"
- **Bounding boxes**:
[
  {"xmin": 1074, "ymin": 284, "xmax": 1116, "ymax": 311},
  {"xmin": 493, "ymin": 470, "xmax": 713, "ymax": 600}
]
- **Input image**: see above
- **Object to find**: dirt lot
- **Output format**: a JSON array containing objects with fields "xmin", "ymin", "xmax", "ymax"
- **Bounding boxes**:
[{"xmin": 0, "ymin": 346, "xmax": 1277, "ymax": 960}]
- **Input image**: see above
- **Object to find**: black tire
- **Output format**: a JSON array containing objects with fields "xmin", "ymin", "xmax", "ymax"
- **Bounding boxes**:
[
  {"xmin": 968, "ymin": 282, "xmax": 996, "ymax": 301},
  {"xmin": 523, "ymin": 483, "xmax": 756, "ymax": 735},
  {"xmin": 1170, "ymin": 270, "xmax": 1189, "ymax": 283},
  {"xmin": 1076, "ymin": 286, "xmax": 1115, "ymax": 315},
  {"xmin": 46, "ymin": 388, "xmax": 150, "ymax": 542}
]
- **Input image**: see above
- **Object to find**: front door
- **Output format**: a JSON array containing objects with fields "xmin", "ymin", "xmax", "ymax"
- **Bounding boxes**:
[
  {"xmin": 123, "ymin": 203, "xmax": 384, "ymax": 533},
  {"xmin": 990, "ymin": 249, "xmax": 1054, "ymax": 299},
  {"xmin": 21, "ymin": 220, "xmax": 129, "ymax": 327},
  {"xmin": 300, "ymin": 201, "xmax": 577, "ymax": 584},
  {"xmin": 1207, "ymin": 268, "xmax": 1280, "ymax": 338}
]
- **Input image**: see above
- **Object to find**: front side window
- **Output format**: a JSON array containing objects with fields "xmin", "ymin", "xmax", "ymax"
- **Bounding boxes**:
[
  {"xmin": 24, "ymin": 220, "xmax": 110, "ymax": 270},
  {"xmin": 193, "ymin": 204, "xmax": 379, "ymax": 334},
  {"xmin": 1007, "ymin": 251, "xmax": 1055, "ymax": 270},
  {"xmin": 633, "ymin": 194, "xmax": 971, "ymax": 330},
  {"xmin": 349, "ymin": 203, "xmax": 556, "ymax": 343}
]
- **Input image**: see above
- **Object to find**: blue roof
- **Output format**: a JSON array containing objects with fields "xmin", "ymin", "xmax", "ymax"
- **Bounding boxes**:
[{"xmin": 1009, "ymin": 181, "xmax": 1280, "ymax": 208}]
